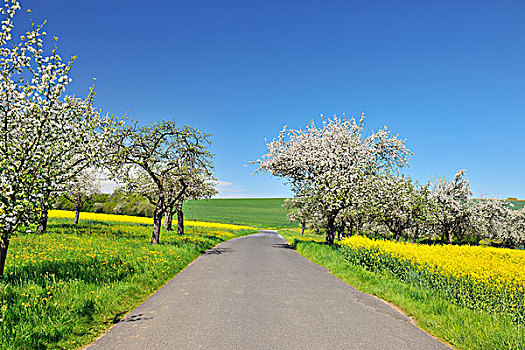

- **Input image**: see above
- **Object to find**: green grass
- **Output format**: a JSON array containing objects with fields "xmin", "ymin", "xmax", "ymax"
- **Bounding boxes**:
[
  {"xmin": 280, "ymin": 232, "xmax": 524, "ymax": 350},
  {"xmin": 0, "ymin": 219, "xmax": 257, "ymax": 349},
  {"xmin": 184, "ymin": 198, "xmax": 297, "ymax": 228}
]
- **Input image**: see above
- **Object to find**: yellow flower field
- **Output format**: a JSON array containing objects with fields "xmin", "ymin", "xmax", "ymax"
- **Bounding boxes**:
[
  {"xmin": 338, "ymin": 235, "xmax": 525, "ymax": 322},
  {"xmin": 339, "ymin": 235, "xmax": 525, "ymax": 288},
  {"xmin": 48, "ymin": 210, "xmax": 254, "ymax": 231},
  {"xmin": 1, "ymin": 214, "xmax": 257, "ymax": 348}
]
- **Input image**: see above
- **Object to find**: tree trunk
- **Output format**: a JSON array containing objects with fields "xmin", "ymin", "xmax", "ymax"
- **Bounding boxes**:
[
  {"xmin": 301, "ymin": 221, "xmax": 305, "ymax": 235},
  {"xmin": 441, "ymin": 227, "xmax": 453, "ymax": 245},
  {"xmin": 355, "ymin": 218, "xmax": 362, "ymax": 236},
  {"xmin": 337, "ymin": 223, "xmax": 345, "ymax": 240},
  {"xmin": 151, "ymin": 206, "xmax": 163, "ymax": 244},
  {"xmin": 0, "ymin": 236, "xmax": 9, "ymax": 280},
  {"xmin": 177, "ymin": 200, "xmax": 184, "ymax": 235},
  {"xmin": 412, "ymin": 226, "xmax": 419, "ymax": 243},
  {"xmin": 38, "ymin": 208, "xmax": 49, "ymax": 234},
  {"xmin": 347, "ymin": 220, "xmax": 354, "ymax": 237},
  {"xmin": 394, "ymin": 230, "xmax": 401, "ymax": 241},
  {"xmin": 74, "ymin": 209, "xmax": 80, "ymax": 225},
  {"xmin": 325, "ymin": 214, "xmax": 336, "ymax": 245},
  {"xmin": 164, "ymin": 210, "xmax": 173, "ymax": 231},
  {"xmin": 440, "ymin": 227, "xmax": 452, "ymax": 245}
]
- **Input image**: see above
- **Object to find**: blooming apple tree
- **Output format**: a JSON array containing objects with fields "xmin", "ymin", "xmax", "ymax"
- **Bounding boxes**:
[
  {"xmin": 255, "ymin": 114, "xmax": 410, "ymax": 244},
  {"xmin": 372, "ymin": 175, "xmax": 417, "ymax": 241},
  {"xmin": 476, "ymin": 198, "xmax": 525, "ymax": 247},
  {"xmin": 62, "ymin": 168, "xmax": 102, "ymax": 225},
  {"xmin": 428, "ymin": 170, "xmax": 477, "ymax": 244},
  {"xmin": 164, "ymin": 169, "xmax": 217, "ymax": 234},
  {"xmin": 283, "ymin": 197, "xmax": 315, "ymax": 235},
  {"xmin": 110, "ymin": 119, "xmax": 212, "ymax": 244},
  {"xmin": 0, "ymin": 0, "xmax": 113, "ymax": 278}
]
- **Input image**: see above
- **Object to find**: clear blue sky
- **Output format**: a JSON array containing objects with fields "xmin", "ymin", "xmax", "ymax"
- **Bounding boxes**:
[{"xmin": 24, "ymin": 0, "xmax": 525, "ymax": 198}]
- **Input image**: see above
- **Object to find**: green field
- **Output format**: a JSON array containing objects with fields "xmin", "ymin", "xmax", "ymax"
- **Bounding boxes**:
[
  {"xmin": 182, "ymin": 198, "xmax": 525, "ymax": 229},
  {"xmin": 510, "ymin": 200, "xmax": 525, "ymax": 210},
  {"xmin": 184, "ymin": 198, "xmax": 296, "ymax": 228}
]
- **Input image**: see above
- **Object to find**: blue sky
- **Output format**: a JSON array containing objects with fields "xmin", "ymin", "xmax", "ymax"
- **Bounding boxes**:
[{"xmin": 24, "ymin": 0, "xmax": 525, "ymax": 198}]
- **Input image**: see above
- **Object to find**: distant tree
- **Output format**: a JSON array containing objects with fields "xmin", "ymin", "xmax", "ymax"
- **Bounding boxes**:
[
  {"xmin": 164, "ymin": 170, "xmax": 217, "ymax": 234},
  {"xmin": 477, "ymin": 198, "xmax": 525, "ymax": 247},
  {"xmin": 373, "ymin": 175, "xmax": 416, "ymax": 241},
  {"xmin": 283, "ymin": 197, "xmax": 311, "ymax": 235},
  {"xmin": 339, "ymin": 176, "xmax": 377, "ymax": 237},
  {"xmin": 407, "ymin": 184, "xmax": 433, "ymax": 243},
  {"xmin": 63, "ymin": 169, "xmax": 101, "ymax": 224},
  {"xmin": 428, "ymin": 170, "xmax": 475, "ymax": 244},
  {"xmin": 110, "ymin": 119, "xmax": 212, "ymax": 244},
  {"xmin": 511, "ymin": 209, "xmax": 525, "ymax": 247}
]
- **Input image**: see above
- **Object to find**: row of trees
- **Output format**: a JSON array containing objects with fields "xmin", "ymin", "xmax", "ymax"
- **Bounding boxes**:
[
  {"xmin": 257, "ymin": 116, "xmax": 525, "ymax": 248},
  {"xmin": 56, "ymin": 189, "xmax": 157, "ymax": 218},
  {"xmin": 0, "ymin": 0, "xmax": 215, "ymax": 279}
]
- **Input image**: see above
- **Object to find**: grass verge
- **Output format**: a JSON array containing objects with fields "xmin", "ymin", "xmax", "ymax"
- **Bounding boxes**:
[
  {"xmin": 280, "ymin": 232, "xmax": 525, "ymax": 350},
  {"xmin": 0, "ymin": 218, "xmax": 257, "ymax": 349}
]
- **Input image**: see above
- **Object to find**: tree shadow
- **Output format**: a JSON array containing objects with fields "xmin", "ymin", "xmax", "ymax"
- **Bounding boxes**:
[
  {"xmin": 273, "ymin": 243, "xmax": 294, "ymax": 250},
  {"xmin": 121, "ymin": 312, "xmax": 154, "ymax": 323},
  {"xmin": 203, "ymin": 247, "xmax": 234, "ymax": 255}
]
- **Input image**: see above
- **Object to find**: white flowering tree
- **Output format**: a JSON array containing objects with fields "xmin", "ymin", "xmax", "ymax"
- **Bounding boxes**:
[
  {"xmin": 62, "ymin": 169, "xmax": 101, "ymax": 225},
  {"xmin": 0, "ymin": 1, "xmax": 112, "ymax": 279},
  {"xmin": 340, "ymin": 175, "xmax": 379, "ymax": 237},
  {"xmin": 510, "ymin": 209, "xmax": 525, "ymax": 247},
  {"xmin": 372, "ymin": 175, "xmax": 416, "ymax": 241},
  {"xmin": 370, "ymin": 176, "xmax": 433, "ymax": 242},
  {"xmin": 477, "ymin": 199, "xmax": 525, "ymax": 247},
  {"xmin": 110, "ymin": 120, "xmax": 212, "ymax": 244},
  {"xmin": 475, "ymin": 198, "xmax": 508, "ymax": 240},
  {"xmin": 283, "ymin": 197, "xmax": 314, "ymax": 235},
  {"xmin": 163, "ymin": 169, "xmax": 217, "ymax": 234},
  {"xmin": 406, "ymin": 183, "xmax": 433, "ymax": 243},
  {"xmin": 255, "ymin": 114, "xmax": 410, "ymax": 244},
  {"xmin": 428, "ymin": 170, "xmax": 476, "ymax": 244}
]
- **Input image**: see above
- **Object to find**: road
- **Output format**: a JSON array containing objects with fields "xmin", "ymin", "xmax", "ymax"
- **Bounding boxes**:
[{"xmin": 88, "ymin": 231, "xmax": 449, "ymax": 349}]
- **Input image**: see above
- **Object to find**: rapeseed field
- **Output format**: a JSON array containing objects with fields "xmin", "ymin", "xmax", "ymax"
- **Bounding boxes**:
[
  {"xmin": 338, "ymin": 236, "xmax": 525, "ymax": 323},
  {"xmin": 48, "ymin": 210, "xmax": 254, "ymax": 231}
]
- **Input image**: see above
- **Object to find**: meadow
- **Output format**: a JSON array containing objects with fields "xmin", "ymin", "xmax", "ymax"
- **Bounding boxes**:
[
  {"xmin": 0, "ymin": 211, "xmax": 257, "ymax": 349},
  {"xmin": 183, "ymin": 198, "xmax": 297, "ymax": 228}
]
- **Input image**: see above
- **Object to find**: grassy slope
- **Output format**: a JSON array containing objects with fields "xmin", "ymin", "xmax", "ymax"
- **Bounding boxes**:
[
  {"xmin": 280, "ymin": 231, "xmax": 524, "ymax": 350},
  {"xmin": 184, "ymin": 198, "xmax": 297, "ymax": 228}
]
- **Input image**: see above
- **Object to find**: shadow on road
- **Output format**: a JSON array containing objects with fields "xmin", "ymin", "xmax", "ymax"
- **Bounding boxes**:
[
  {"xmin": 204, "ymin": 247, "xmax": 234, "ymax": 255},
  {"xmin": 273, "ymin": 243, "xmax": 294, "ymax": 250},
  {"xmin": 122, "ymin": 313, "xmax": 153, "ymax": 323}
]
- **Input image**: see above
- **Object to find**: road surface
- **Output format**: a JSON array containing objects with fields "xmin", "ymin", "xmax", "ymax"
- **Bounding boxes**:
[{"xmin": 88, "ymin": 231, "xmax": 449, "ymax": 349}]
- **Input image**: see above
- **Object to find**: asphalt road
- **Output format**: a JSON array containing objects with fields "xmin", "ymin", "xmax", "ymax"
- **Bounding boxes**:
[{"xmin": 88, "ymin": 231, "xmax": 449, "ymax": 350}]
